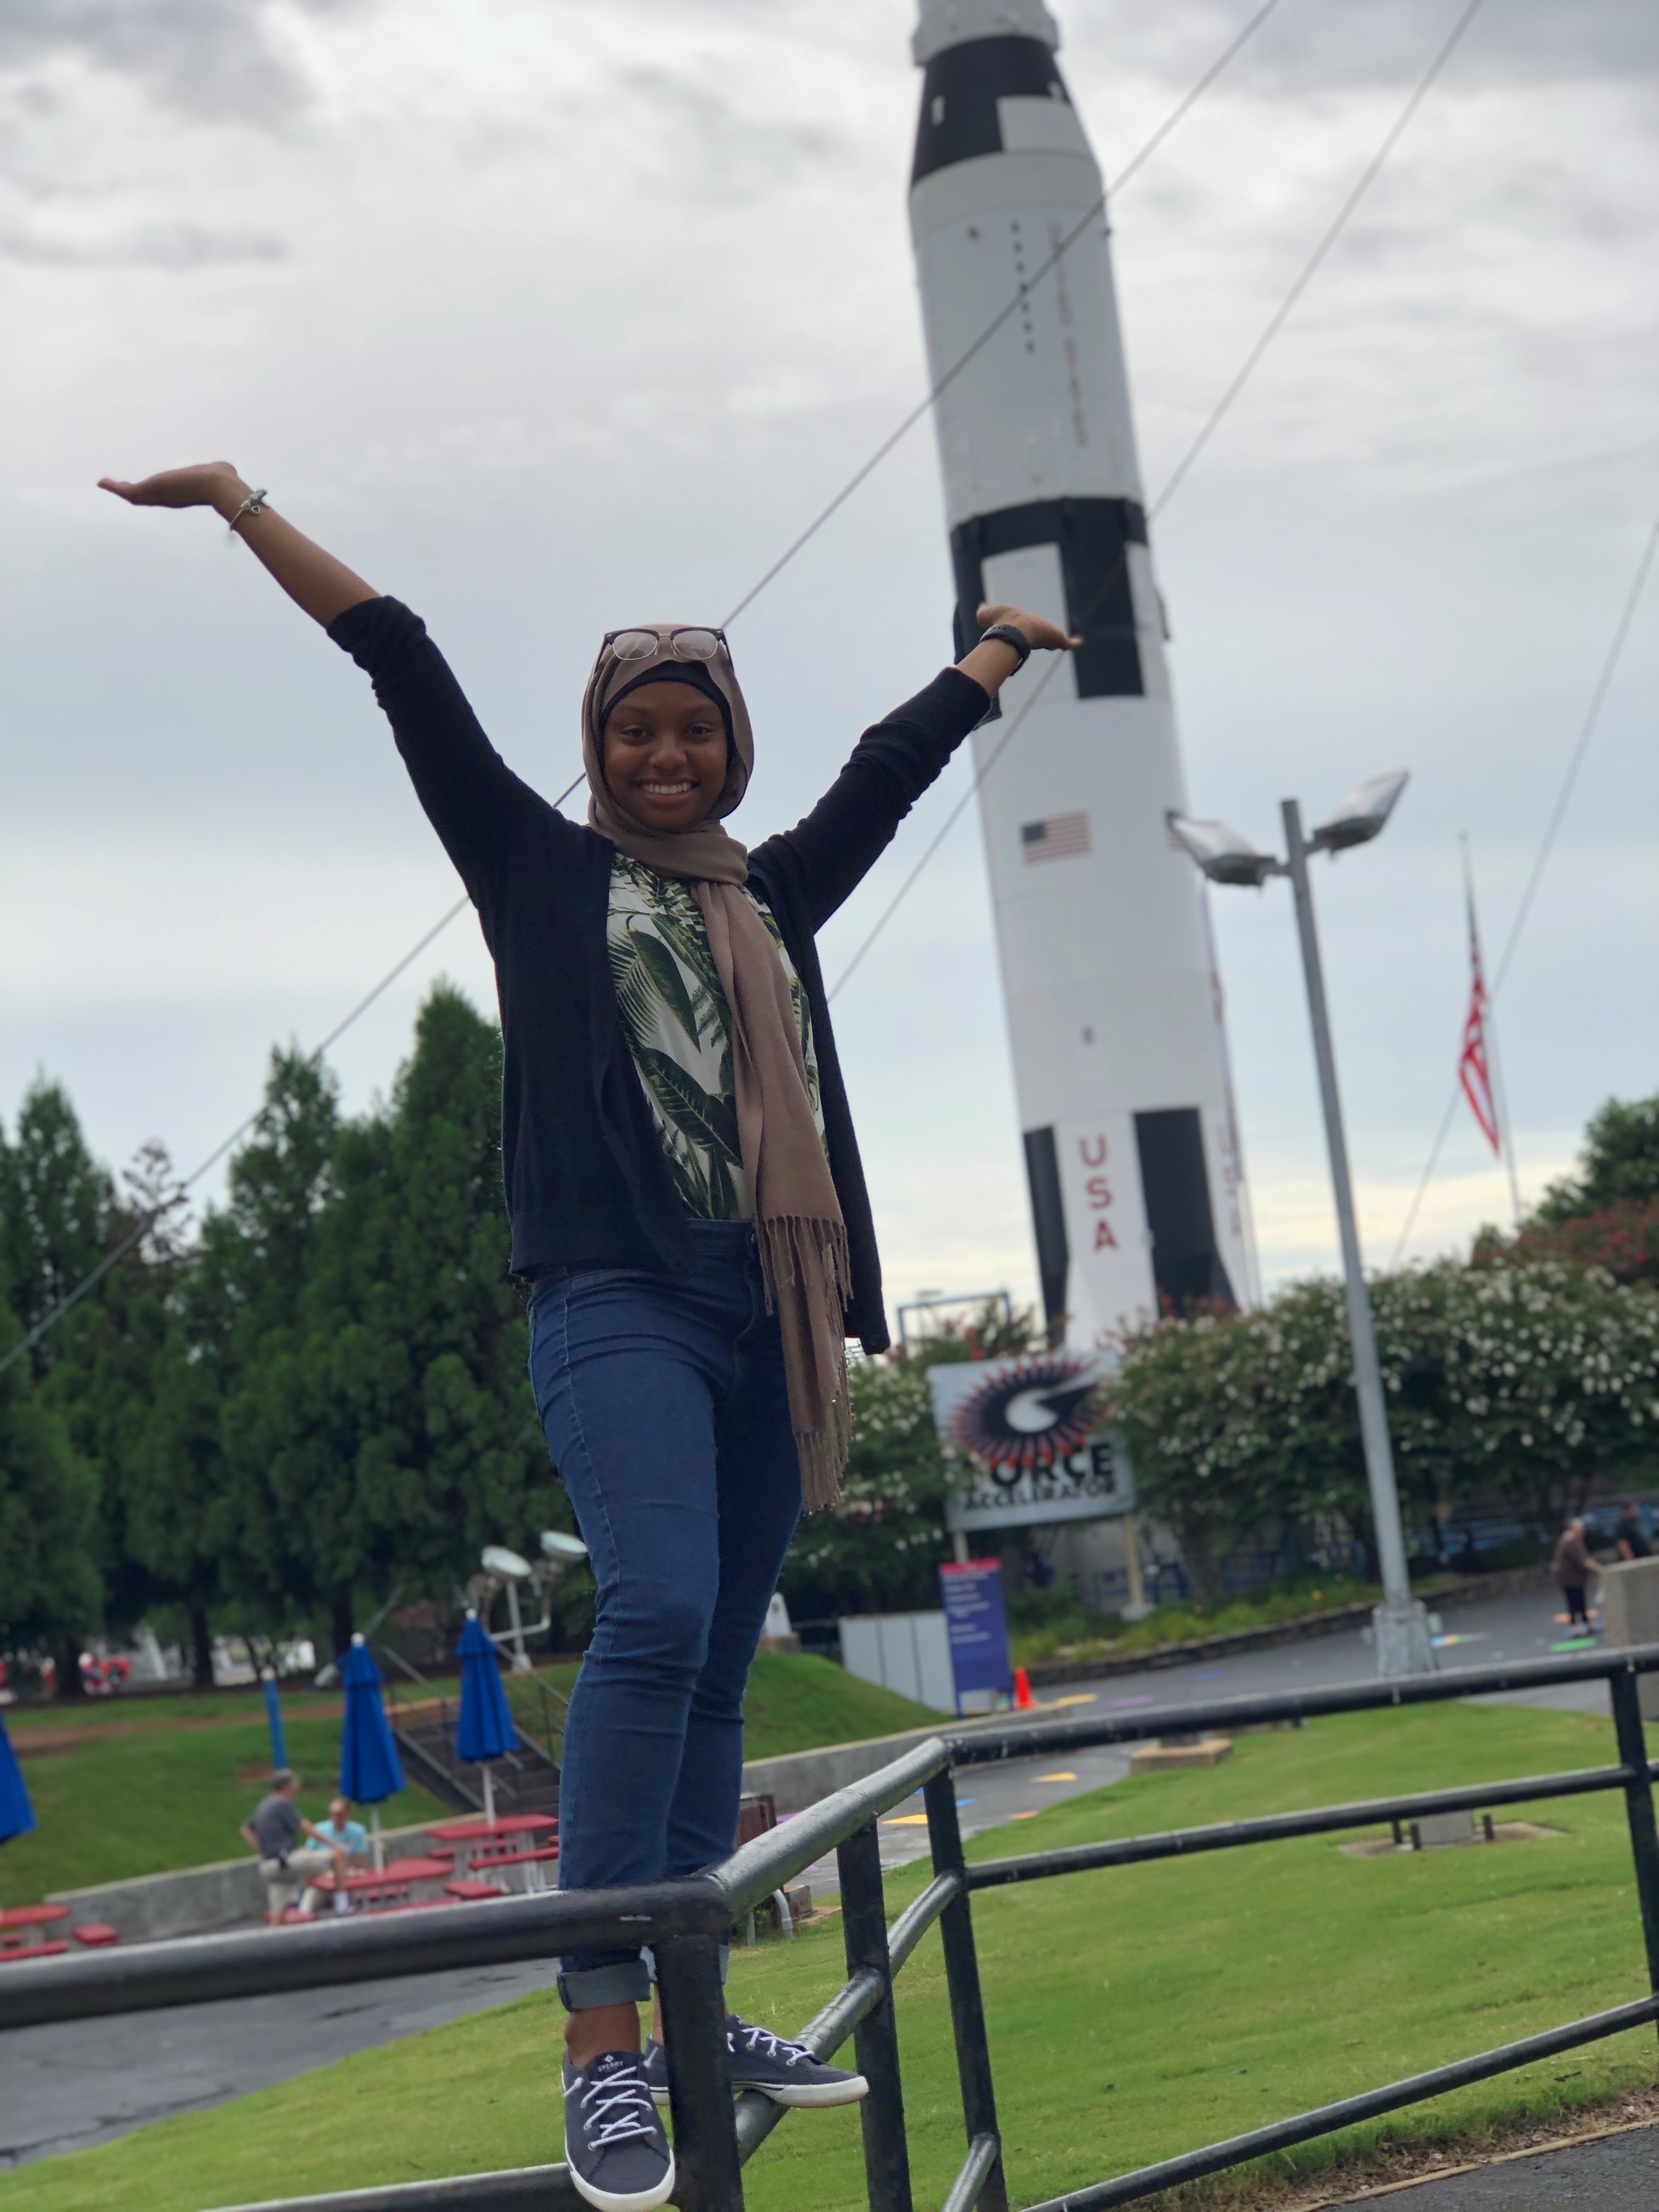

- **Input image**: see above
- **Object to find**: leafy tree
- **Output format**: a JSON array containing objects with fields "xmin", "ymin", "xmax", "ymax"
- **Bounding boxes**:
[
  {"xmin": 42, "ymin": 1142, "xmax": 199, "ymax": 1644},
  {"xmin": 0, "ymin": 1078, "xmax": 113, "ymax": 1368},
  {"xmin": 1534, "ymin": 1093, "xmax": 1659, "ymax": 1224},
  {"xmin": 1477, "ymin": 1093, "xmax": 1659, "ymax": 1289},
  {"xmin": 198, "ymin": 1047, "xmax": 345, "ymax": 1655},
  {"xmin": 227, "ymin": 987, "xmax": 550, "ymax": 1651},
  {"xmin": 1475, "ymin": 1198, "xmax": 1659, "ymax": 1291},
  {"xmin": 0, "ymin": 1284, "xmax": 100, "ymax": 1666},
  {"xmin": 0, "ymin": 1081, "xmax": 124, "ymax": 1689}
]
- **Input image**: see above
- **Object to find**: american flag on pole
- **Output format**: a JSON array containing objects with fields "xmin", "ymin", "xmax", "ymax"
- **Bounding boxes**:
[
  {"xmin": 1458, "ymin": 887, "xmax": 1500, "ymax": 1154},
  {"xmin": 1021, "ymin": 811, "xmax": 1092, "ymax": 864}
]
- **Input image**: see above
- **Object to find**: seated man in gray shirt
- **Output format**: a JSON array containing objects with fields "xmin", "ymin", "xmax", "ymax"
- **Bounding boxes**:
[{"xmin": 240, "ymin": 1769, "xmax": 351, "ymax": 1923}]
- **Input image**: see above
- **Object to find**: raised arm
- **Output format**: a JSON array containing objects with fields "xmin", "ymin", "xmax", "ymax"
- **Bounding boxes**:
[
  {"xmin": 754, "ymin": 602, "xmax": 1077, "ymax": 929},
  {"xmin": 99, "ymin": 462, "xmax": 545, "ymax": 904},
  {"xmin": 99, "ymin": 462, "xmax": 377, "ymax": 627}
]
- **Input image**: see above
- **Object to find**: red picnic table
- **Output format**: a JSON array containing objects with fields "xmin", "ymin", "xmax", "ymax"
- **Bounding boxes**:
[
  {"xmin": 1, "ymin": 1902, "xmax": 70, "ymax": 1962},
  {"xmin": 308, "ymin": 1856, "xmax": 454, "ymax": 1912},
  {"xmin": 426, "ymin": 1813, "xmax": 559, "ymax": 1892}
]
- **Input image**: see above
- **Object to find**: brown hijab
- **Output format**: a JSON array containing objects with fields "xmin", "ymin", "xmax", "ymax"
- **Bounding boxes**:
[{"xmin": 580, "ymin": 629, "xmax": 850, "ymax": 1510}]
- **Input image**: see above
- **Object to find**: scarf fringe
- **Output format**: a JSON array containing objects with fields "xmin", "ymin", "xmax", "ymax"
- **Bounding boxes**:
[{"xmin": 757, "ymin": 1212, "xmax": 854, "ymax": 1514}]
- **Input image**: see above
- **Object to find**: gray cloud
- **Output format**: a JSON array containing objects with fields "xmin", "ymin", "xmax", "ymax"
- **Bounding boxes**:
[
  {"xmin": 619, "ymin": 64, "xmax": 851, "ymax": 201},
  {"xmin": 0, "ymin": 0, "xmax": 364, "ymax": 124},
  {"xmin": 0, "ymin": 218, "xmax": 286, "ymax": 264},
  {"xmin": 1068, "ymin": 0, "xmax": 1659, "ymax": 97}
]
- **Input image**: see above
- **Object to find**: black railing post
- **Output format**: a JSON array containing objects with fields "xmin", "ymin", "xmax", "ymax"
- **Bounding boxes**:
[
  {"xmin": 838, "ymin": 1818, "xmax": 914, "ymax": 2212},
  {"xmin": 925, "ymin": 1768, "xmax": 1007, "ymax": 2212},
  {"xmin": 654, "ymin": 1929, "xmax": 744, "ymax": 2212},
  {"xmin": 1609, "ymin": 1667, "xmax": 1659, "ymax": 2021}
]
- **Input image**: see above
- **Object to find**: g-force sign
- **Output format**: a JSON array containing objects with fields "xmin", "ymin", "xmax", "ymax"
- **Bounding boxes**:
[{"xmin": 927, "ymin": 1352, "xmax": 1135, "ymax": 1534}]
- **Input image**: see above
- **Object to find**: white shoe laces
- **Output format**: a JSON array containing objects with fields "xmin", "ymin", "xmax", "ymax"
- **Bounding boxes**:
[
  {"xmin": 578, "ymin": 2067, "xmax": 658, "ymax": 2147},
  {"xmin": 730, "ymin": 2021, "xmax": 811, "ymax": 2069}
]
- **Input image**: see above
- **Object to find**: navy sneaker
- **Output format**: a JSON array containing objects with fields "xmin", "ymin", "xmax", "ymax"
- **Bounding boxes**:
[
  {"xmin": 562, "ymin": 2050, "xmax": 675, "ymax": 2212},
  {"xmin": 642, "ymin": 2016, "xmax": 868, "ymax": 2109}
]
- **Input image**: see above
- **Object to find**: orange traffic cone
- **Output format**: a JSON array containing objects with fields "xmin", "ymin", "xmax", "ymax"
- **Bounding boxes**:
[{"xmin": 1012, "ymin": 1666, "xmax": 1034, "ymax": 1711}]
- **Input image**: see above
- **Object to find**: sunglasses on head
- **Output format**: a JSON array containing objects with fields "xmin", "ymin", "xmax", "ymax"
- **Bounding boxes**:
[{"xmin": 604, "ymin": 626, "xmax": 730, "ymax": 665}]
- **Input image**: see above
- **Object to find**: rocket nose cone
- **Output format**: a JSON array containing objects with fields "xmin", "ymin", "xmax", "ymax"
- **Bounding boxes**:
[{"xmin": 912, "ymin": 0, "xmax": 1061, "ymax": 67}]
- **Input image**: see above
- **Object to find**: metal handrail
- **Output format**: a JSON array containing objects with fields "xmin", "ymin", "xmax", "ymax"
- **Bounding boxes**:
[{"xmin": 7, "ymin": 1641, "xmax": 1659, "ymax": 2212}]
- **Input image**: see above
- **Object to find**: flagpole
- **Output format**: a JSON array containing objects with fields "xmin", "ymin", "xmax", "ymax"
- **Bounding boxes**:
[{"xmin": 1461, "ymin": 835, "xmax": 1522, "ymax": 1228}]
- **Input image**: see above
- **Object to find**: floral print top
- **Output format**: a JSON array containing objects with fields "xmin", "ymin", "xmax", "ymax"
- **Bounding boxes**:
[{"xmin": 607, "ymin": 853, "xmax": 826, "ymax": 1220}]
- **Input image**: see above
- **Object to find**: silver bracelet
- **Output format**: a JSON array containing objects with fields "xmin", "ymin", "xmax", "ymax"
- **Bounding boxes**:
[{"xmin": 227, "ymin": 487, "xmax": 269, "ymax": 538}]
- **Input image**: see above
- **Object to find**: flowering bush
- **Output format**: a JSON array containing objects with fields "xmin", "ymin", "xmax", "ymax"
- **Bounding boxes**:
[
  {"xmin": 780, "ymin": 1355, "xmax": 953, "ymax": 1620},
  {"xmin": 1107, "ymin": 1260, "xmax": 1659, "ymax": 1595}
]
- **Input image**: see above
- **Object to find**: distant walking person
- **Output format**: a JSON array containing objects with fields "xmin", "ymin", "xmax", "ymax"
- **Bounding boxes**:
[
  {"xmin": 100, "ymin": 460, "xmax": 1076, "ymax": 2212},
  {"xmin": 239, "ymin": 1770, "xmax": 349, "ymax": 1925},
  {"xmin": 1553, "ymin": 1517, "xmax": 1601, "ymax": 1634},
  {"xmin": 1616, "ymin": 1503, "xmax": 1652, "ymax": 1562}
]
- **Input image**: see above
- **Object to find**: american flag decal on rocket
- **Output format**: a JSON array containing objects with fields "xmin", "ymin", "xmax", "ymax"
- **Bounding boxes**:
[{"xmin": 1021, "ymin": 811, "xmax": 1091, "ymax": 863}]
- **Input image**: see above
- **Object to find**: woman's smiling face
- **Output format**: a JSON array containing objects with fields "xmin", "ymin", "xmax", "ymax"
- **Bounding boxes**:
[{"xmin": 601, "ymin": 681, "xmax": 730, "ymax": 833}]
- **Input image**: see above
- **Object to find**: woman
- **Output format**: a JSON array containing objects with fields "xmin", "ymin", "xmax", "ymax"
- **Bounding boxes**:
[
  {"xmin": 100, "ymin": 461, "xmax": 1074, "ymax": 2212},
  {"xmin": 1552, "ymin": 1516, "xmax": 1601, "ymax": 1635}
]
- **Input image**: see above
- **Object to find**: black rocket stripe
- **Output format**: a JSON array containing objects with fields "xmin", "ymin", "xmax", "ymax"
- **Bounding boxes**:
[{"xmin": 912, "ymin": 35, "xmax": 1071, "ymax": 186}]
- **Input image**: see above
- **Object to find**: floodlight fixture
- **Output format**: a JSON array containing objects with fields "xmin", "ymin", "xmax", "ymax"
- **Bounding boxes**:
[
  {"xmin": 1164, "ymin": 810, "xmax": 1281, "ymax": 888},
  {"xmin": 1310, "ymin": 770, "xmax": 1409, "ymax": 854},
  {"xmin": 539, "ymin": 1530, "xmax": 588, "ymax": 1562},
  {"xmin": 481, "ymin": 1543, "xmax": 533, "ymax": 1581}
]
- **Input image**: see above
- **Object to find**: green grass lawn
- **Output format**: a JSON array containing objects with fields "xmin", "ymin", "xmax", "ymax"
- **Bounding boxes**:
[
  {"xmin": 0, "ymin": 1655, "xmax": 937, "ymax": 1908},
  {"xmin": 9, "ymin": 1700, "xmax": 1657, "ymax": 2212},
  {"xmin": 529, "ymin": 1651, "xmax": 939, "ymax": 1758},
  {"xmin": 0, "ymin": 1713, "xmax": 456, "ymax": 1908}
]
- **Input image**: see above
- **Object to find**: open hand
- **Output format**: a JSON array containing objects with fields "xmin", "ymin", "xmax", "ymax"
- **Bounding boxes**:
[
  {"xmin": 98, "ymin": 463, "xmax": 243, "ymax": 511},
  {"xmin": 977, "ymin": 602, "xmax": 1081, "ymax": 652}
]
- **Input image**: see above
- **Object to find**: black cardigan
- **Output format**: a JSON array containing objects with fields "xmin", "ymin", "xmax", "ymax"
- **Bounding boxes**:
[{"xmin": 329, "ymin": 597, "xmax": 989, "ymax": 1354}]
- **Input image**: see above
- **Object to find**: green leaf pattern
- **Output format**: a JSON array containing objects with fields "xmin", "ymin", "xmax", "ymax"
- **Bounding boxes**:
[{"xmin": 608, "ymin": 854, "xmax": 827, "ymax": 1218}]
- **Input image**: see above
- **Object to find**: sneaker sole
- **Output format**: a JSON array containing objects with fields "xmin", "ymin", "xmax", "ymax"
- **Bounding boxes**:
[
  {"xmin": 735, "ymin": 2075, "xmax": 871, "ymax": 2107},
  {"xmin": 562, "ymin": 2130, "xmax": 676, "ymax": 2212},
  {"xmin": 650, "ymin": 2075, "xmax": 870, "ymax": 2111}
]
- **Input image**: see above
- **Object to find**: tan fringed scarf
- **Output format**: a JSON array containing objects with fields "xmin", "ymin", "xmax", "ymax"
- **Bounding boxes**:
[{"xmin": 580, "ymin": 629, "xmax": 851, "ymax": 1509}]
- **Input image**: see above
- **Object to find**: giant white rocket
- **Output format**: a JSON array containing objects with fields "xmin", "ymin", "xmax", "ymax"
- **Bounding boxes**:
[{"xmin": 907, "ymin": 0, "xmax": 1256, "ymax": 1346}]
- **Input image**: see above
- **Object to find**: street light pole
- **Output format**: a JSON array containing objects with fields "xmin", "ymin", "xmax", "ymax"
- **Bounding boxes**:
[{"xmin": 1281, "ymin": 800, "xmax": 1433, "ymax": 1677}]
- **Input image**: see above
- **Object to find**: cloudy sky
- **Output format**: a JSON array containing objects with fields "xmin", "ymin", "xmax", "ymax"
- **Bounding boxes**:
[{"xmin": 3, "ymin": 0, "xmax": 1656, "ymax": 1323}]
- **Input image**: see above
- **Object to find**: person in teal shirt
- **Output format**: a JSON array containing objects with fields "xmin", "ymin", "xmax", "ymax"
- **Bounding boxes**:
[{"xmin": 314, "ymin": 1797, "xmax": 370, "ymax": 1866}]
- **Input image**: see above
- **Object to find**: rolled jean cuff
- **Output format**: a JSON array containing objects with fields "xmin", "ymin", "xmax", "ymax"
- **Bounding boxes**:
[
  {"xmin": 645, "ymin": 1942, "xmax": 730, "ymax": 1988},
  {"xmin": 557, "ymin": 1955, "xmax": 652, "ymax": 2011}
]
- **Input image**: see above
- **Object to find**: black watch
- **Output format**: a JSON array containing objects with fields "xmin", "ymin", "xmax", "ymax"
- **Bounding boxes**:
[{"xmin": 979, "ymin": 621, "xmax": 1032, "ymax": 669}]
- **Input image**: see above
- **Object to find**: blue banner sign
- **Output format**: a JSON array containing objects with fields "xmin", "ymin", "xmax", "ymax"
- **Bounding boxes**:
[{"xmin": 938, "ymin": 1559, "xmax": 1012, "ymax": 1711}]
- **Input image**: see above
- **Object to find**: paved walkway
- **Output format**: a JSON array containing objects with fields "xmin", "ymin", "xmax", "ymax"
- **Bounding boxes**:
[{"xmin": 1328, "ymin": 2123, "xmax": 1658, "ymax": 2205}]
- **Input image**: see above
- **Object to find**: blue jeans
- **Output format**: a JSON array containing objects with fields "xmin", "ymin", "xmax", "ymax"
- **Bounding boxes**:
[{"xmin": 528, "ymin": 1221, "xmax": 802, "ymax": 2009}]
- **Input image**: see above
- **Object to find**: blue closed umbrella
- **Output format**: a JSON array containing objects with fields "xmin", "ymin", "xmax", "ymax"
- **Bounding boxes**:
[
  {"xmin": 338, "ymin": 1634, "xmax": 404, "ymax": 1868},
  {"xmin": 0, "ymin": 1710, "xmax": 35, "ymax": 1844},
  {"xmin": 455, "ymin": 1610, "xmax": 515, "ymax": 1825}
]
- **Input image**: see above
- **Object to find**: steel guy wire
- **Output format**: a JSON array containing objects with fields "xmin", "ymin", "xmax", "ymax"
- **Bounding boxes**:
[
  {"xmin": 1387, "ymin": 519, "xmax": 1659, "ymax": 1268},
  {"xmin": 829, "ymin": 0, "xmax": 1489, "ymax": 998}
]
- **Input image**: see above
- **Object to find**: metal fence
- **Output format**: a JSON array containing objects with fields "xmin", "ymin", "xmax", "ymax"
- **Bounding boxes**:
[{"xmin": 7, "ymin": 1644, "xmax": 1659, "ymax": 2212}]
